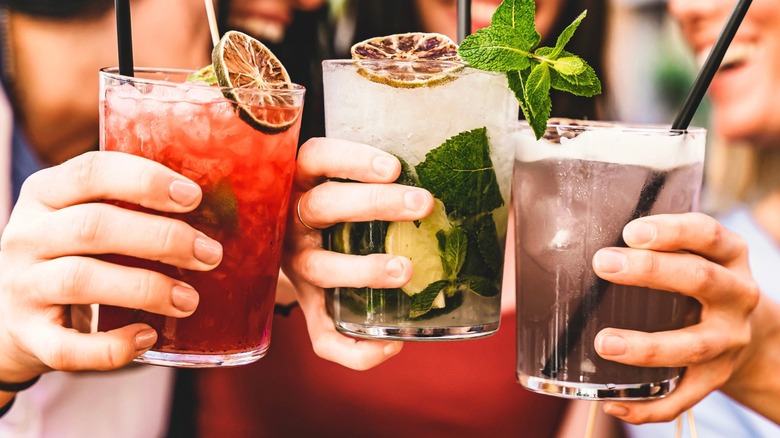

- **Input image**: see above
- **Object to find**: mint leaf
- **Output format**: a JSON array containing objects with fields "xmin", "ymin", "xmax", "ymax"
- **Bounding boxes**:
[
  {"xmin": 507, "ymin": 70, "xmax": 531, "ymax": 122},
  {"xmin": 409, "ymin": 280, "xmax": 451, "ymax": 318},
  {"xmin": 543, "ymin": 50, "xmax": 601, "ymax": 97},
  {"xmin": 458, "ymin": 26, "xmax": 534, "ymax": 72},
  {"xmin": 550, "ymin": 10, "xmax": 587, "ymax": 58},
  {"xmin": 458, "ymin": 0, "xmax": 601, "ymax": 139},
  {"xmin": 474, "ymin": 213, "xmax": 503, "ymax": 275},
  {"xmin": 459, "ymin": 213, "xmax": 502, "ymax": 279},
  {"xmin": 393, "ymin": 155, "xmax": 419, "ymax": 187},
  {"xmin": 457, "ymin": 276, "xmax": 500, "ymax": 298},
  {"xmin": 187, "ymin": 65, "xmax": 218, "ymax": 85},
  {"xmin": 437, "ymin": 227, "xmax": 468, "ymax": 278},
  {"xmin": 525, "ymin": 64, "xmax": 552, "ymax": 139},
  {"xmin": 416, "ymin": 128, "xmax": 504, "ymax": 216},
  {"xmin": 551, "ymin": 56, "xmax": 586, "ymax": 76},
  {"xmin": 491, "ymin": 0, "xmax": 540, "ymax": 49}
]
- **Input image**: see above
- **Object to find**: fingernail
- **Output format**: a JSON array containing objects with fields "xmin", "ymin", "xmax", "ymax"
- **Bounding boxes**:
[
  {"xmin": 134, "ymin": 329, "xmax": 157, "ymax": 351},
  {"xmin": 384, "ymin": 342, "xmax": 402, "ymax": 357},
  {"xmin": 169, "ymin": 180, "xmax": 201, "ymax": 207},
  {"xmin": 604, "ymin": 403, "xmax": 629, "ymax": 417},
  {"xmin": 404, "ymin": 189, "xmax": 429, "ymax": 212},
  {"xmin": 194, "ymin": 236, "xmax": 223, "ymax": 265},
  {"xmin": 597, "ymin": 334, "xmax": 628, "ymax": 356},
  {"xmin": 386, "ymin": 257, "xmax": 406, "ymax": 278},
  {"xmin": 624, "ymin": 221, "xmax": 655, "ymax": 246},
  {"xmin": 171, "ymin": 285, "xmax": 199, "ymax": 312},
  {"xmin": 594, "ymin": 249, "xmax": 626, "ymax": 274},
  {"xmin": 372, "ymin": 155, "xmax": 398, "ymax": 179}
]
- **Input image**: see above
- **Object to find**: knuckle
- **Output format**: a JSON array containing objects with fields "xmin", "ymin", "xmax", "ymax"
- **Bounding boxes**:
[
  {"xmin": 104, "ymin": 340, "xmax": 133, "ymax": 370},
  {"xmin": 57, "ymin": 257, "xmax": 92, "ymax": 303},
  {"xmin": 73, "ymin": 206, "xmax": 105, "ymax": 244},
  {"xmin": 348, "ymin": 357, "xmax": 373, "ymax": 372},
  {"xmin": 636, "ymin": 341, "xmax": 660, "ymax": 363},
  {"xmin": 698, "ymin": 217, "xmax": 724, "ymax": 250},
  {"xmin": 633, "ymin": 250, "xmax": 659, "ymax": 277},
  {"xmin": 0, "ymin": 222, "xmax": 26, "ymax": 252},
  {"xmin": 690, "ymin": 263, "xmax": 717, "ymax": 291},
  {"xmin": 68, "ymin": 152, "xmax": 102, "ymax": 191},
  {"xmin": 651, "ymin": 407, "xmax": 681, "ymax": 424},
  {"xmin": 18, "ymin": 166, "xmax": 54, "ymax": 196},
  {"xmin": 301, "ymin": 250, "xmax": 326, "ymax": 286},
  {"xmin": 368, "ymin": 185, "xmax": 385, "ymax": 210},
  {"xmin": 132, "ymin": 270, "xmax": 158, "ymax": 309},
  {"xmin": 741, "ymin": 280, "xmax": 761, "ymax": 312},
  {"xmin": 157, "ymin": 220, "xmax": 185, "ymax": 255},
  {"xmin": 685, "ymin": 339, "xmax": 712, "ymax": 363}
]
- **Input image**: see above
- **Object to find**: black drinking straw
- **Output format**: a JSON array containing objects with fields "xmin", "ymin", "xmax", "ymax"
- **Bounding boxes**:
[
  {"xmin": 115, "ymin": 0, "xmax": 134, "ymax": 77},
  {"xmin": 541, "ymin": 0, "xmax": 753, "ymax": 379},
  {"xmin": 457, "ymin": 0, "xmax": 472, "ymax": 44}
]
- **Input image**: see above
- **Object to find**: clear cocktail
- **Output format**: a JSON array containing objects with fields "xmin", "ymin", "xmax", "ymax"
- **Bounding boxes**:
[
  {"xmin": 513, "ymin": 120, "xmax": 705, "ymax": 399},
  {"xmin": 97, "ymin": 67, "xmax": 305, "ymax": 367},
  {"xmin": 323, "ymin": 58, "xmax": 518, "ymax": 340}
]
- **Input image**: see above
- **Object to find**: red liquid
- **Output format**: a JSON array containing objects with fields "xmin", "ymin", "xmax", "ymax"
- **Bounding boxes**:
[{"xmin": 98, "ymin": 75, "xmax": 302, "ymax": 357}]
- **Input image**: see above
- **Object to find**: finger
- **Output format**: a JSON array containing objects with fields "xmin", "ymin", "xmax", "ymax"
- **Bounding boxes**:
[
  {"xmin": 622, "ymin": 213, "xmax": 748, "ymax": 265},
  {"xmin": 295, "ymin": 281, "xmax": 402, "ymax": 370},
  {"xmin": 298, "ymin": 182, "xmax": 433, "ymax": 229},
  {"xmin": 21, "ymin": 257, "xmax": 199, "ymax": 317},
  {"xmin": 18, "ymin": 151, "xmax": 202, "ymax": 212},
  {"xmin": 592, "ymin": 248, "xmax": 758, "ymax": 307},
  {"xmin": 287, "ymin": 248, "xmax": 414, "ymax": 289},
  {"xmin": 30, "ymin": 323, "xmax": 158, "ymax": 372},
  {"xmin": 296, "ymin": 138, "xmax": 401, "ymax": 188},
  {"xmin": 594, "ymin": 322, "xmax": 746, "ymax": 368},
  {"xmin": 602, "ymin": 365, "xmax": 728, "ymax": 424},
  {"xmin": 14, "ymin": 203, "xmax": 222, "ymax": 269}
]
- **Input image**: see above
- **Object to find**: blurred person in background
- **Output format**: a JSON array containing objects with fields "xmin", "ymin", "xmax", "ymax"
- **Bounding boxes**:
[{"xmin": 607, "ymin": 0, "xmax": 780, "ymax": 435}]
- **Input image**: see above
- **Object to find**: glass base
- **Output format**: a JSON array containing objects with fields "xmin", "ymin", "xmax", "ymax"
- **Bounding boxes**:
[
  {"xmin": 518, "ymin": 374, "xmax": 679, "ymax": 400},
  {"xmin": 133, "ymin": 346, "xmax": 268, "ymax": 368},
  {"xmin": 335, "ymin": 321, "xmax": 499, "ymax": 341}
]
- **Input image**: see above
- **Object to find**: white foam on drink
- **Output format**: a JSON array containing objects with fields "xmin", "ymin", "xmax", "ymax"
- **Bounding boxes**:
[{"xmin": 514, "ymin": 125, "xmax": 706, "ymax": 170}]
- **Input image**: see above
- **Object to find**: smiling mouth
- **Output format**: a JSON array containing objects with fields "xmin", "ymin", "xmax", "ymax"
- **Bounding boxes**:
[{"xmin": 698, "ymin": 43, "xmax": 757, "ymax": 72}]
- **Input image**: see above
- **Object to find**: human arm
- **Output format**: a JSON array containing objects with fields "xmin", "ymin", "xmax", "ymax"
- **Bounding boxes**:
[
  {"xmin": 0, "ymin": 152, "xmax": 222, "ymax": 387},
  {"xmin": 282, "ymin": 138, "xmax": 434, "ymax": 370},
  {"xmin": 717, "ymin": 293, "xmax": 780, "ymax": 424},
  {"xmin": 591, "ymin": 212, "xmax": 761, "ymax": 423}
]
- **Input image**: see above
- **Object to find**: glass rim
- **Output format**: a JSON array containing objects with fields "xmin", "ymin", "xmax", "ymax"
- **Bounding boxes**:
[
  {"xmin": 518, "ymin": 118, "xmax": 706, "ymax": 135},
  {"xmin": 99, "ymin": 66, "xmax": 306, "ymax": 97}
]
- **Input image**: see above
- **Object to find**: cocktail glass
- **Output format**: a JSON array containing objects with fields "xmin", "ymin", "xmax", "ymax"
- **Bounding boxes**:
[
  {"xmin": 97, "ymin": 67, "xmax": 305, "ymax": 367},
  {"xmin": 513, "ymin": 119, "xmax": 705, "ymax": 399},
  {"xmin": 322, "ymin": 59, "xmax": 518, "ymax": 340}
]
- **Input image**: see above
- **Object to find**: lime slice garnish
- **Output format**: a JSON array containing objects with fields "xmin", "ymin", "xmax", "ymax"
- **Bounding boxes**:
[
  {"xmin": 350, "ymin": 32, "xmax": 464, "ymax": 88},
  {"xmin": 329, "ymin": 222, "xmax": 353, "ymax": 254},
  {"xmin": 212, "ymin": 30, "xmax": 299, "ymax": 132},
  {"xmin": 385, "ymin": 199, "xmax": 451, "ymax": 296}
]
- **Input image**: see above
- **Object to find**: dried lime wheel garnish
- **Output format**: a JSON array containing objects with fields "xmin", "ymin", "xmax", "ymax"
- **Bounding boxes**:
[{"xmin": 350, "ymin": 32, "xmax": 464, "ymax": 88}]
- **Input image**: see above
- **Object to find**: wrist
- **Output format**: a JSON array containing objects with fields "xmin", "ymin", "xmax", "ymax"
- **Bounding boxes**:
[
  {"xmin": 0, "ymin": 374, "xmax": 40, "ymax": 420},
  {"xmin": 0, "ymin": 375, "xmax": 40, "ymax": 393}
]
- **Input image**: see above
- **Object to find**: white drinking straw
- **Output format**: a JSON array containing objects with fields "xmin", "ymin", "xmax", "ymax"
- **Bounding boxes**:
[{"xmin": 204, "ymin": 0, "xmax": 220, "ymax": 47}]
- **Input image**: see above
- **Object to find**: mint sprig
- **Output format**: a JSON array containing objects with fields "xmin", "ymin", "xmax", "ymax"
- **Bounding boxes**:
[
  {"xmin": 458, "ymin": 0, "xmax": 602, "ymax": 139},
  {"xmin": 415, "ymin": 127, "xmax": 504, "ymax": 216}
]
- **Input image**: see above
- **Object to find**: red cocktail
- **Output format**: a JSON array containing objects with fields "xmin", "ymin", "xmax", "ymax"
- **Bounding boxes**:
[{"xmin": 97, "ymin": 67, "xmax": 304, "ymax": 367}]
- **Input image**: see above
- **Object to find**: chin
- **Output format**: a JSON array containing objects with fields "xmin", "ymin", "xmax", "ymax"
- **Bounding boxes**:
[{"xmin": 713, "ymin": 110, "xmax": 767, "ymax": 144}]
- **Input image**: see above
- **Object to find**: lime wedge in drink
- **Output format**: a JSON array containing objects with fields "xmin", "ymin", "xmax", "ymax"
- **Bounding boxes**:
[{"xmin": 385, "ymin": 199, "xmax": 450, "ymax": 301}]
